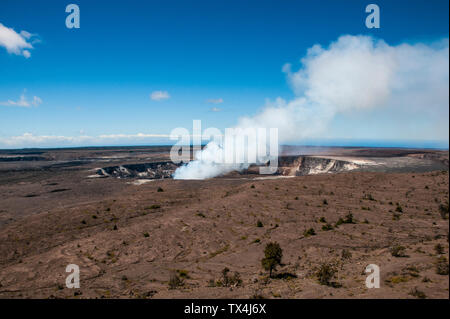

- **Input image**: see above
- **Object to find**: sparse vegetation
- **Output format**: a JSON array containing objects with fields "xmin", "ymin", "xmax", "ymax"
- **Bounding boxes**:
[
  {"xmin": 176, "ymin": 269, "xmax": 190, "ymax": 279},
  {"xmin": 316, "ymin": 262, "xmax": 340, "ymax": 287},
  {"xmin": 335, "ymin": 218, "xmax": 344, "ymax": 227},
  {"xmin": 157, "ymin": 187, "xmax": 164, "ymax": 192},
  {"xmin": 386, "ymin": 275, "xmax": 409, "ymax": 284},
  {"xmin": 3, "ymin": 147, "xmax": 449, "ymax": 299},
  {"xmin": 334, "ymin": 214, "xmax": 356, "ymax": 226},
  {"xmin": 390, "ymin": 245, "xmax": 408, "ymax": 257},
  {"xmin": 213, "ymin": 267, "xmax": 242, "ymax": 287},
  {"xmin": 209, "ymin": 244, "xmax": 229, "ymax": 258},
  {"xmin": 439, "ymin": 203, "xmax": 449, "ymax": 219},
  {"xmin": 409, "ymin": 287, "xmax": 426, "ymax": 299},
  {"xmin": 261, "ymin": 242, "xmax": 283, "ymax": 278},
  {"xmin": 168, "ymin": 272, "xmax": 184, "ymax": 289},
  {"xmin": 434, "ymin": 243, "xmax": 444, "ymax": 255},
  {"xmin": 304, "ymin": 228, "xmax": 316, "ymax": 237},
  {"xmin": 436, "ymin": 256, "xmax": 449, "ymax": 275},
  {"xmin": 250, "ymin": 290, "xmax": 265, "ymax": 299},
  {"xmin": 341, "ymin": 249, "xmax": 352, "ymax": 259},
  {"xmin": 344, "ymin": 213, "xmax": 355, "ymax": 224}
]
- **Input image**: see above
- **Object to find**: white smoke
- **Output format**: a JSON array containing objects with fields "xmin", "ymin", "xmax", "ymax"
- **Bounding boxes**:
[{"xmin": 173, "ymin": 35, "xmax": 449, "ymax": 180}]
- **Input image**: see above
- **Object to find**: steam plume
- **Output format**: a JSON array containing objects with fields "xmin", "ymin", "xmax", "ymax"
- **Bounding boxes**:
[{"xmin": 174, "ymin": 35, "xmax": 449, "ymax": 179}]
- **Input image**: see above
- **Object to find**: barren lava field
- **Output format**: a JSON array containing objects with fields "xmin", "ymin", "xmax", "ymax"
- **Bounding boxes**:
[{"xmin": 0, "ymin": 146, "xmax": 448, "ymax": 299}]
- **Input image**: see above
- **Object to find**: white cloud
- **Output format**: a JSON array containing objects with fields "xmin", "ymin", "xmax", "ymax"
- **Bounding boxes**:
[
  {"xmin": 0, "ymin": 132, "xmax": 219, "ymax": 148},
  {"xmin": 0, "ymin": 132, "xmax": 172, "ymax": 148},
  {"xmin": 207, "ymin": 98, "xmax": 224, "ymax": 104},
  {"xmin": 0, "ymin": 23, "xmax": 38, "ymax": 58},
  {"xmin": 98, "ymin": 133, "xmax": 170, "ymax": 139},
  {"xmin": 32, "ymin": 96, "xmax": 42, "ymax": 106},
  {"xmin": 150, "ymin": 90, "xmax": 170, "ymax": 101},
  {"xmin": 210, "ymin": 107, "xmax": 222, "ymax": 112},
  {"xmin": 19, "ymin": 30, "xmax": 32, "ymax": 39},
  {"xmin": 0, "ymin": 91, "xmax": 42, "ymax": 107}
]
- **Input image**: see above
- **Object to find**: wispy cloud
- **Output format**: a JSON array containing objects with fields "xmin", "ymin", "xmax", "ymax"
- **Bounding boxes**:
[
  {"xmin": 210, "ymin": 107, "xmax": 222, "ymax": 112},
  {"xmin": 0, "ymin": 132, "xmax": 172, "ymax": 148},
  {"xmin": 0, "ymin": 132, "xmax": 220, "ymax": 148},
  {"xmin": 0, "ymin": 23, "xmax": 39, "ymax": 58},
  {"xmin": 150, "ymin": 90, "xmax": 170, "ymax": 101},
  {"xmin": 0, "ymin": 91, "xmax": 42, "ymax": 107},
  {"xmin": 98, "ymin": 133, "xmax": 170, "ymax": 139},
  {"xmin": 207, "ymin": 98, "xmax": 224, "ymax": 104}
]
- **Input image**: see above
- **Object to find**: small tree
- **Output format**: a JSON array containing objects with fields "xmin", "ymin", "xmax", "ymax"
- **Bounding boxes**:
[{"xmin": 261, "ymin": 242, "xmax": 283, "ymax": 278}]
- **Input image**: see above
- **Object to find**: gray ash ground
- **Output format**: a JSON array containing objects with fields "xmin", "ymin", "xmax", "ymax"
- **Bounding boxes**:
[{"xmin": 0, "ymin": 146, "xmax": 448, "ymax": 298}]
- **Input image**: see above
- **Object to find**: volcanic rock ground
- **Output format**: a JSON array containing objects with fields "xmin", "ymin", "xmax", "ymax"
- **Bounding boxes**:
[{"xmin": 0, "ymin": 146, "xmax": 448, "ymax": 299}]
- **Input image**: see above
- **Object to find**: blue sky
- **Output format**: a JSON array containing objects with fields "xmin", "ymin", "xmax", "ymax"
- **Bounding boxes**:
[{"xmin": 0, "ymin": 0, "xmax": 448, "ymax": 148}]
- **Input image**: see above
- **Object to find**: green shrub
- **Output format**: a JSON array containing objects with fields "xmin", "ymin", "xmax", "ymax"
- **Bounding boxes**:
[
  {"xmin": 341, "ymin": 249, "xmax": 352, "ymax": 259},
  {"xmin": 390, "ymin": 245, "xmax": 407, "ymax": 257},
  {"xmin": 344, "ymin": 213, "xmax": 355, "ymax": 224},
  {"xmin": 316, "ymin": 262, "xmax": 338, "ymax": 286},
  {"xmin": 434, "ymin": 243, "xmax": 445, "ymax": 255},
  {"xmin": 177, "ymin": 269, "xmax": 190, "ymax": 279},
  {"xmin": 436, "ymin": 256, "xmax": 449, "ymax": 275},
  {"xmin": 216, "ymin": 267, "xmax": 242, "ymax": 287},
  {"xmin": 335, "ymin": 218, "xmax": 344, "ymax": 227},
  {"xmin": 168, "ymin": 272, "xmax": 184, "ymax": 289},
  {"xmin": 304, "ymin": 228, "xmax": 316, "ymax": 237},
  {"xmin": 439, "ymin": 203, "xmax": 449, "ymax": 219},
  {"xmin": 409, "ymin": 287, "xmax": 426, "ymax": 299}
]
